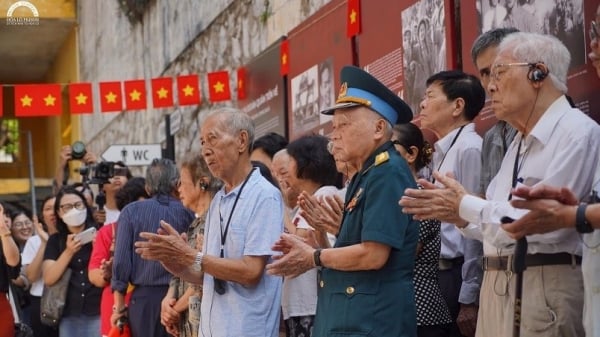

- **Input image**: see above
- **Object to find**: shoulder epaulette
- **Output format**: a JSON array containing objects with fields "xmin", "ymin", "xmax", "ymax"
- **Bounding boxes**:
[{"xmin": 374, "ymin": 151, "xmax": 389, "ymax": 166}]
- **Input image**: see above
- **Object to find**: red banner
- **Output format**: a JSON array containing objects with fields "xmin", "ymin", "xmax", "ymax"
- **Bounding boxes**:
[
  {"xmin": 237, "ymin": 67, "xmax": 246, "ymax": 100},
  {"xmin": 151, "ymin": 77, "xmax": 174, "ymax": 108},
  {"xmin": 177, "ymin": 75, "xmax": 201, "ymax": 106},
  {"xmin": 207, "ymin": 71, "xmax": 231, "ymax": 103},
  {"xmin": 280, "ymin": 39, "xmax": 290, "ymax": 76},
  {"xmin": 99, "ymin": 81, "xmax": 123, "ymax": 113},
  {"xmin": 347, "ymin": 0, "xmax": 361, "ymax": 37},
  {"xmin": 124, "ymin": 80, "xmax": 147, "ymax": 110},
  {"xmin": 14, "ymin": 84, "xmax": 62, "ymax": 117},
  {"xmin": 69, "ymin": 83, "xmax": 94, "ymax": 114}
]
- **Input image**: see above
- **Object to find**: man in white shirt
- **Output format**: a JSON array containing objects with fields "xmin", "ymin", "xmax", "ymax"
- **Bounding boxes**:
[
  {"xmin": 400, "ymin": 32, "xmax": 600, "ymax": 337},
  {"xmin": 500, "ymin": 16, "xmax": 600, "ymax": 337},
  {"xmin": 419, "ymin": 70, "xmax": 486, "ymax": 337}
]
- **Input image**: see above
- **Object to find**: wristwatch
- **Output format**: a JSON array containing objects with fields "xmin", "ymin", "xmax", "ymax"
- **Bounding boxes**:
[
  {"xmin": 313, "ymin": 248, "xmax": 323, "ymax": 267},
  {"xmin": 576, "ymin": 203, "xmax": 594, "ymax": 233},
  {"xmin": 193, "ymin": 252, "xmax": 204, "ymax": 271}
]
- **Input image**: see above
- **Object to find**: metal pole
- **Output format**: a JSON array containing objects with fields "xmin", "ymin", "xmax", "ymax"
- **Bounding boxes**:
[{"xmin": 26, "ymin": 130, "xmax": 37, "ymax": 217}]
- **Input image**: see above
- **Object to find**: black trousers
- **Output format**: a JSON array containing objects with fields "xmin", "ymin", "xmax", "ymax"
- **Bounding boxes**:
[
  {"xmin": 417, "ymin": 324, "xmax": 453, "ymax": 337},
  {"xmin": 129, "ymin": 286, "xmax": 170, "ymax": 337},
  {"xmin": 439, "ymin": 261, "xmax": 465, "ymax": 337}
]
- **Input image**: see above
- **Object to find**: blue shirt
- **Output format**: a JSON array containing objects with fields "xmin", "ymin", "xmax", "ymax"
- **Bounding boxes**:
[
  {"xmin": 200, "ymin": 168, "xmax": 284, "ymax": 337},
  {"xmin": 112, "ymin": 195, "xmax": 194, "ymax": 294}
]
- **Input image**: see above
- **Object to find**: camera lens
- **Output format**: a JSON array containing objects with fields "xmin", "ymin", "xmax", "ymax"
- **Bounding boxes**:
[
  {"xmin": 71, "ymin": 141, "xmax": 87, "ymax": 160},
  {"xmin": 214, "ymin": 278, "xmax": 226, "ymax": 295}
]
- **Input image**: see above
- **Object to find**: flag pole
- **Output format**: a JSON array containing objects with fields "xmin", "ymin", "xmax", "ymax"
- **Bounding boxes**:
[{"xmin": 26, "ymin": 130, "xmax": 37, "ymax": 217}]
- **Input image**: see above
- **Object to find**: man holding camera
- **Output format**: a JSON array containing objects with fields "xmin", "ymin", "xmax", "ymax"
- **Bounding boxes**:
[
  {"xmin": 54, "ymin": 143, "xmax": 131, "ymax": 225},
  {"xmin": 99, "ymin": 161, "xmax": 131, "ymax": 225}
]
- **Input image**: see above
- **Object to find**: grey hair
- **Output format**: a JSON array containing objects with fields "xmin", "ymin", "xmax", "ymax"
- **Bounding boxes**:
[
  {"xmin": 470, "ymin": 27, "xmax": 519, "ymax": 64},
  {"xmin": 498, "ymin": 32, "xmax": 570, "ymax": 93},
  {"xmin": 180, "ymin": 154, "xmax": 223, "ymax": 194},
  {"xmin": 203, "ymin": 107, "xmax": 255, "ymax": 153},
  {"xmin": 145, "ymin": 158, "xmax": 179, "ymax": 196},
  {"xmin": 365, "ymin": 108, "xmax": 394, "ymax": 140}
]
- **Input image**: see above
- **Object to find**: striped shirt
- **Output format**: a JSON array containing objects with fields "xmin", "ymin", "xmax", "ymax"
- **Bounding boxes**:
[{"xmin": 112, "ymin": 195, "xmax": 194, "ymax": 294}]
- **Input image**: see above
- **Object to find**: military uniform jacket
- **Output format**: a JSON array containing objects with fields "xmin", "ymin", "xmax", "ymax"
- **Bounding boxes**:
[{"xmin": 313, "ymin": 142, "xmax": 419, "ymax": 337}]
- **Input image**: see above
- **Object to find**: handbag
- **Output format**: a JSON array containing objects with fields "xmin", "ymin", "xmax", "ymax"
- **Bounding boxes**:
[
  {"xmin": 8, "ymin": 284, "xmax": 34, "ymax": 337},
  {"xmin": 40, "ymin": 268, "xmax": 72, "ymax": 327}
]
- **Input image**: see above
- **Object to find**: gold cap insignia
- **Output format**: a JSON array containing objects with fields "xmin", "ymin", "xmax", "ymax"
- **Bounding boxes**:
[{"xmin": 338, "ymin": 82, "xmax": 348, "ymax": 99}]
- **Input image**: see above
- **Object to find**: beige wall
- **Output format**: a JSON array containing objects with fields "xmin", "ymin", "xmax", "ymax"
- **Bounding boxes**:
[{"xmin": 77, "ymin": 0, "xmax": 332, "ymax": 176}]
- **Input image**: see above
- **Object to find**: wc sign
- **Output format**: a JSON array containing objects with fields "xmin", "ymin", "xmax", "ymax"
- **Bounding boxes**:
[
  {"xmin": 101, "ymin": 144, "xmax": 162, "ymax": 166},
  {"xmin": 6, "ymin": 1, "xmax": 40, "ymax": 25}
]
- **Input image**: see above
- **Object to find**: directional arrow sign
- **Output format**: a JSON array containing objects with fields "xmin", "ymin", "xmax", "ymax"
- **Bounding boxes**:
[{"xmin": 101, "ymin": 144, "xmax": 162, "ymax": 166}]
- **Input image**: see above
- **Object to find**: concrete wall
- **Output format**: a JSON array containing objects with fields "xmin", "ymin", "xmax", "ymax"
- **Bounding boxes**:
[{"xmin": 77, "ymin": 0, "xmax": 331, "ymax": 174}]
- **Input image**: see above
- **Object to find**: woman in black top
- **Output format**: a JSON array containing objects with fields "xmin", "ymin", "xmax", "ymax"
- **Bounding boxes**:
[
  {"xmin": 0, "ymin": 203, "xmax": 21, "ymax": 337},
  {"xmin": 43, "ymin": 187, "xmax": 102, "ymax": 337}
]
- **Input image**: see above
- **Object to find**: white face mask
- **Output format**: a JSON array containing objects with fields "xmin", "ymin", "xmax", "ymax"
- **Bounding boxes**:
[{"xmin": 61, "ymin": 208, "xmax": 87, "ymax": 227}]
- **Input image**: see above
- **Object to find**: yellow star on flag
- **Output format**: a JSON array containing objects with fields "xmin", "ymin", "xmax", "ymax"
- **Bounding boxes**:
[
  {"xmin": 183, "ymin": 85, "xmax": 194, "ymax": 97},
  {"xmin": 129, "ymin": 89, "xmax": 141, "ymax": 101},
  {"xmin": 75, "ymin": 93, "xmax": 88, "ymax": 105},
  {"xmin": 105, "ymin": 91, "xmax": 117, "ymax": 103},
  {"xmin": 157, "ymin": 87, "xmax": 169, "ymax": 99},
  {"xmin": 44, "ymin": 94, "xmax": 56, "ymax": 106},
  {"xmin": 282, "ymin": 53, "xmax": 288, "ymax": 65},
  {"xmin": 350, "ymin": 9, "xmax": 357, "ymax": 24},
  {"xmin": 238, "ymin": 79, "xmax": 243, "ymax": 90},
  {"xmin": 213, "ymin": 81, "xmax": 225, "ymax": 93},
  {"xmin": 21, "ymin": 95, "xmax": 32, "ymax": 107}
]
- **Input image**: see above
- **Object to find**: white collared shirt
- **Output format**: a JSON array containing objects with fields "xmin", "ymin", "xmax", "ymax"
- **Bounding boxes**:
[
  {"xmin": 433, "ymin": 122, "xmax": 483, "ymax": 304},
  {"xmin": 433, "ymin": 122, "xmax": 482, "ymax": 259},
  {"xmin": 459, "ymin": 96, "xmax": 600, "ymax": 256}
]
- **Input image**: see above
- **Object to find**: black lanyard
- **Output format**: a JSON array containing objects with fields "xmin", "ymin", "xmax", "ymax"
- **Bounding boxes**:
[
  {"xmin": 509, "ymin": 135, "xmax": 524, "ymax": 201},
  {"xmin": 432, "ymin": 125, "xmax": 466, "ymax": 184},
  {"xmin": 218, "ymin": 169, "xmax": 253, "ymax": 258}
]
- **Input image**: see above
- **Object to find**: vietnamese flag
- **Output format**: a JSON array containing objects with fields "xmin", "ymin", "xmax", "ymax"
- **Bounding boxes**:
[
  {"xmin": 237, "ymin": 67, "xmax": 246, "ymax": 100},
  {"xmin": 207, "ymin": 71, "xmax": 231, "ymax": 103},
  {"xmin": 14, "ymin": 84, "xmax": 62, "ymax": 117},
  {"xmin": 99, "ymin": 81, "xmax": 123, "ymax": 112},
  {"xmin": 151, "ymin": 77, "xmax": 174, "ymax": 108},
  {"xmin": 69, "ymin": 83, "xmax": 93, "ymax": 114},
  {"xmin": 177, "ymin": 74, "xmax": 201, "ymax": 106},
  {"xmin": 346, "ymin": 0, "xmax": 361, "ymax": 38},
  {"xmin": 280, "ymin": 39, "xmax": 290, "ymax": 76},
  {"xmin": 124, "ymin": 80, "xmax": 147, "ymax": 110}
]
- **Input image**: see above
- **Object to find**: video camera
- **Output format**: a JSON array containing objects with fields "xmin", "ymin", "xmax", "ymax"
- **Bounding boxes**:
[
  {"xmin": 75, "ymin": 161, "xmax": 116, "ymax": 212},
  {"xmin": 76, "ymin": 161, "xmax": 116, "ymax": 185}
]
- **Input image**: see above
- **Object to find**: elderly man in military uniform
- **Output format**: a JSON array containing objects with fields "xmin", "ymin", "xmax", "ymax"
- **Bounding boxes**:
[{"xmin": 267, "ymin": 65, "xmax": 419, "ymax": 337}]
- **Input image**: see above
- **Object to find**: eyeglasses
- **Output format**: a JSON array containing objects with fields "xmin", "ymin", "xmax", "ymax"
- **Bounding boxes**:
[
  {"xmin": 490, "ymin": 62, "xmax": 536, "ymax": 82},
  {"xmin": 392, "ymin": 140, "xmax": 404, "ymax": 147},
  {"xmin": 12, "ymin": 220, "xmax": 33, "ymax": 229},
  {"xmin": 59, "ymin": 201, "xmax": 86, "ymax": 212}
]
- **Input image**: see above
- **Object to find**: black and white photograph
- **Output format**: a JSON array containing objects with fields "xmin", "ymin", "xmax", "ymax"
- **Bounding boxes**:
[
  {"xmin": 401, "ymin": 0, "xmax": 447, "ymax": 116},
  {"xmin": 291, "ymin": 64, "xmax": 320, "ymax": 136},
  {"xmin": 478, "ymin": 0, "xmax": 586, "ymax": 67},
  {"xmin": 317, "ymin": 58, "xmax": 334, "ymax": 125}
]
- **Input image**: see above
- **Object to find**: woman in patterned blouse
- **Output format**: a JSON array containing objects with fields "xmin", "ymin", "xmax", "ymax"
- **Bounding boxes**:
[{"xmin": 392, "ymin": 123, "xmax": 453, "ymax": 337}]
